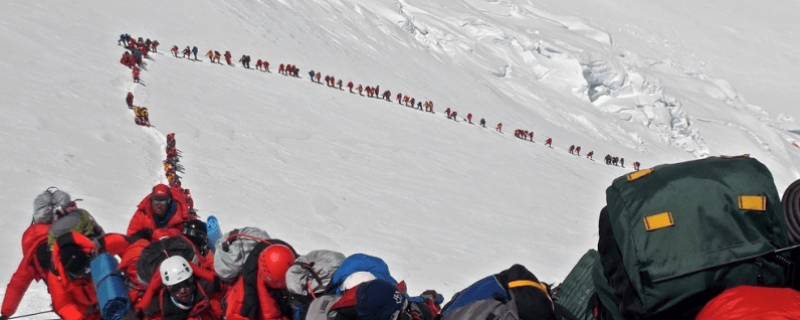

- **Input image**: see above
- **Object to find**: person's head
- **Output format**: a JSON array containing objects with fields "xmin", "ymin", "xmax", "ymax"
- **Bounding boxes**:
[
  {"xmin": 60, "ymin": 243, "xmax": 91, "ymax": 281},
  {"xmin": 181, "ymin": 220, "xmax": 209, "ymax": 255},
  {"xmin": 258, "ymin": 244, "xmax": 295, "ymax": 289},
  {"xmin": 356, "ymin": 280, "xmax": 408, "ymax": 320},
  {"xmin": 150, "ymin": 184, "xmax": 172, "ymax": 218},
  {"xmin": 160, "ymin": 256, "xmax": 195, "ymax": 304}
]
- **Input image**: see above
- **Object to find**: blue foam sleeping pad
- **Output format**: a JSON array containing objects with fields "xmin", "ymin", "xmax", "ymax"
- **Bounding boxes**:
[
  {"xmin": 206, "ymin": 215, "xmax": 222, "ymax": 251},
  {"xmin": 91, "ymin": 253, "xmax": 130, "ymax": 320}
]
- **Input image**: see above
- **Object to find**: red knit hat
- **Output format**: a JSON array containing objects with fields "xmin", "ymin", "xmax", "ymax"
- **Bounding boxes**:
[{"xmin": 152, "ymin": 184, "xmax": 171, "ymax": 201}]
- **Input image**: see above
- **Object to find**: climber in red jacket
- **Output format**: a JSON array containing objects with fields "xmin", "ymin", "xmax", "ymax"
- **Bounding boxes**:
[{"xmin": 126, "ymin": 184, "xmax": 195, "ymax": 242}]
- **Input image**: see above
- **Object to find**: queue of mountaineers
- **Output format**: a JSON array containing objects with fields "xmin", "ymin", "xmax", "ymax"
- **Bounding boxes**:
[
  {"xmin": 119, "ymin": 32, "xmax": 639, "ymax": 169},
  {"xmin": 5, "ymin": 32, "xmax": 800, "ymax": 320},
  {"xmin": 4, "ymin": 154, "xmax": 800, "ymax": 320}
]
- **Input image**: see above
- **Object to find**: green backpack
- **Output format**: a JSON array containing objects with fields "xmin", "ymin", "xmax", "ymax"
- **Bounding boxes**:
[
  {"xmin": 553, "ymin": 250, "xmax": 600, "ymax": 320},
  {"xmin": 595, "ymin": 156, "xmax": 792, "ymax": 320}
]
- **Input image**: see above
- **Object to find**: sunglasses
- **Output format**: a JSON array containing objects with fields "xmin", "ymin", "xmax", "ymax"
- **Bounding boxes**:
[{"xmin": 152, "ymin": 198, "xmax": 170, "ymax": 206}]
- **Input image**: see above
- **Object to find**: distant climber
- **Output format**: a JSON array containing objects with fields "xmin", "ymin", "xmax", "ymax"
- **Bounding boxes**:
[
  {"xmin": 239, "ymin": 55, "xmax": 250, "ymax": 68},
  {"xmin": 132, "ymin": 66, "xmax": 141, "ymax": 83},
  {"xmin": 126, "ymin": 92, "xmax": 134, "ymax": 108}
]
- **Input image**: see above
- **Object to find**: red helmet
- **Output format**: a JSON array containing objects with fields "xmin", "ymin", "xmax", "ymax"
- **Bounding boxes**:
[{"xmin": 258, "ymin": 244, "xmax": 295, "ymax": 289}]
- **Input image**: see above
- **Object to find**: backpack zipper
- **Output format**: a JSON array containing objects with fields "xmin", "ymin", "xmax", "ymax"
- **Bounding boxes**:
[{"xmin": 755, "ymin": 259, "xmax": 764, "ymax": 285}]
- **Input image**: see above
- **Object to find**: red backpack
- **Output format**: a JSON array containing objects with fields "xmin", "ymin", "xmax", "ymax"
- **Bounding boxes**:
[{"xmin": 696, "ymin": 286, "xmax": 800, "ymax": 320}]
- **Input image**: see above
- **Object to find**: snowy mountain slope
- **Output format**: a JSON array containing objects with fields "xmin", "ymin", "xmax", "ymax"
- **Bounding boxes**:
[{"xmin": 1, "ymin": 0, "xmax": 799, "ymax": 314}]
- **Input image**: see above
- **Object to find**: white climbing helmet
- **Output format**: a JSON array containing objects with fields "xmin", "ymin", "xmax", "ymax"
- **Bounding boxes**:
[{"xmin": 160, "ymin": 256, "xmax": 193, "ymax": 286}]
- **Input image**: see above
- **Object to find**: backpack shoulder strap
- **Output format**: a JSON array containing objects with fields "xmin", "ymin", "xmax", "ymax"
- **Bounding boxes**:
[
  {"xmin": 508, "ymin": 280, "xmax": 548, "ymax": 294},
  {"xmin": 554, "ymin": 303, "xmax": 579, "ymax": 320}
]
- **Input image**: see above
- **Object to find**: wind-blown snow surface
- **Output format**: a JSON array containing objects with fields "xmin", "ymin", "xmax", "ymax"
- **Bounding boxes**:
[{"xmin": 2, "ymin": 0, "xmax": 800, "ymax": 315}]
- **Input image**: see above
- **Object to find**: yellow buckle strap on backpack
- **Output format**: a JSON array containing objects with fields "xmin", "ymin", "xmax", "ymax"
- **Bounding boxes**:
[
  {"xmin": 627, "ymin": 168, "xmax": 654, "ymax": 182},
  {"xmin": 644, "ymin": 212, "xmax": 674, "ymax": 231},
  {"xmin": 508, "ymin": 280, "xmax": 548, "ymax": 295},
  {"xmin": 508, "ymin": 280, "xmax": 554, "ymax": 308},
  {"xmin": 738, "ymin": 195, "xmax": 766, "ymax": 211}
]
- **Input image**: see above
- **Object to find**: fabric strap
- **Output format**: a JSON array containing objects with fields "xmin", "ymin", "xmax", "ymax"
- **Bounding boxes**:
[{"xmin": 508, "ymin": 280, "xmax": 548, "ymax": 294}]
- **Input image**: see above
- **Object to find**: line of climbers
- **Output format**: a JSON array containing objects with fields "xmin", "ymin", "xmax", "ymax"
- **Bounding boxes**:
[
  {"xmin": 3, "ymin": 36, "xmax": 800, "ymax": 320},
  {"xmin": 128, "ymin": 34, "xmax": 645, "ymax": 170},
  {"xmin": 119, "ymin": 35, "xmax": 152, "ymax": 127},
  {"xmin": 164, "ymin": 133, "xmax": 189, "ymax": 192},
  {"xmin": 565, "ymin": 145, "xmax": 636, "ymax": 168},
  {"xmin": 157, "ymin": 38, "xmax": 645, "ymax": 169},
  {"xmin": 121, "ymin": 39, "xmax": 197, "ymax": 218}
]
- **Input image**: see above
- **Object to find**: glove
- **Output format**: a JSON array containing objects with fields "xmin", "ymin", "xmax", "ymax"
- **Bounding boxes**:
[
  {"xmin": 420, "ymin": 290, "xmax": 444, "ymax": 307},
  {"xmin": 129, "ymin": 228, "xmax": 153, "ymax": 243}
]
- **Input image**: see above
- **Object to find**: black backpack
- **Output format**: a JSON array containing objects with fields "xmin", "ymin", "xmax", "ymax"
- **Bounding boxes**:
[{"xmin": 439, "ymin": 264, "xmax": 576, "ymax": 320}]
